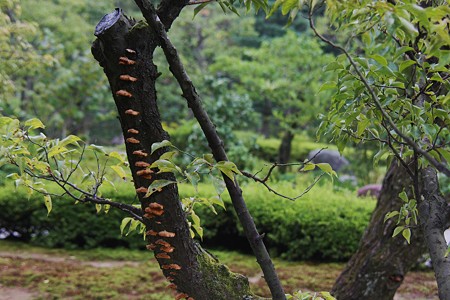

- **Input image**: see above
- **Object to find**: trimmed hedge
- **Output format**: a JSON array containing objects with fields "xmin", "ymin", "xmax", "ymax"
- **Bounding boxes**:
[
  {"xmin": 180, "ymin": 181, "xmax": 375, "ymax": 261},
  {"xmin": 0, "ymin": 184, "xmax": 142, "ymax": 249},
  {"xmin": 0, "ymin": 180, "xmax": 375, "ymax": 261}
]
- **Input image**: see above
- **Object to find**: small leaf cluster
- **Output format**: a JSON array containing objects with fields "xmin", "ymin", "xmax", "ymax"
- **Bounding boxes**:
[
  {"xmin": 0, "ymin": 115, "xmax": 129, "ymax": 215},
  {"xmin": 384, "ymin": 190, "xmax": 419, "ymax": 244},
  {"xmin": 317, "ymin": 1, "xmax": 449, "ymax": 171},
  {"xmin": 146, "ymin": 140, "xmax": 242, "ymax": 239}
]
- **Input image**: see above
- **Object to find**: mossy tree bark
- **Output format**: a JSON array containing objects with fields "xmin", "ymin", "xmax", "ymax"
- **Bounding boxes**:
[
  {"xmin": 91, "ymin": 9, "xmax": 253, "ymax": 300},
  {"xmin": 331, "ymin": 161, "xmax": 427, "ymax": 300}
]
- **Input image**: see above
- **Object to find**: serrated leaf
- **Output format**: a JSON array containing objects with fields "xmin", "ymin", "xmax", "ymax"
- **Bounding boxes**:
[
  {"xmin": 24, "ymin": 118, "xmax": 45, "ymax": 129},
  {"xmin": 151, "ymin": 140, "xmax": 173, "ymax": 154},
  {"xmin": 111, "ymin": 165, "xmax": 127, "ymax": 180},
  {"xmin": 393, "ymin": 226, "xmax": 404, "ymax": 237},
  {"xmin": 144, "ymin": 179, "xmax": 177, "ymax": 198},
  {"xmin": 402, "ymin": 228, "xmax": 411, "ymax": 243}
]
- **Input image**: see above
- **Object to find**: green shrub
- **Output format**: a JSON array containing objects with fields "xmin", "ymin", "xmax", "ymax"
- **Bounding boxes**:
[
  {"xmin": 179, "ymin": 179, "xmax": 375, "ymax": 261},
  {"xmin": 0, "ymin": 178, "xmax": 374, "ymax": 261},
  {"xmin": 0, "ymin": 184, "xmax": 144, "ymax": 249}
]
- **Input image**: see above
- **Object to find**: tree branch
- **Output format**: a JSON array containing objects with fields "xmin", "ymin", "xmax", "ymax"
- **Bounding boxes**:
[{"xmin": 307, "ymin": 2, "xmax": 450, "ymax": 177}]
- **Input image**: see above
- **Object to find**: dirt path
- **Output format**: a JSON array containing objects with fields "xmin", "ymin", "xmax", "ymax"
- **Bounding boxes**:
[
  {"xmin": 0, "ymin": 251, "xmax": 140, "ymax": 268},
  {"xmin": 0, "ymin": 286, "xmax": 35, "ymax": 300}
]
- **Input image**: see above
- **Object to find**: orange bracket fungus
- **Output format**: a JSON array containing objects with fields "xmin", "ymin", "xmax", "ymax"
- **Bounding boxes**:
[
  {"xmin": 135, "ymin": 161, "xmax": 150, "ymax": 167},
  {"xmin": 127, "ymin": 128, "xmax": 139, "ymax": 134},
  {"xmin": 126, "ymin": 137, "xmax": 140, "ymax": 144},
  {"xmin": 146, "ymin": 230, "xmax": 158, "ymax": 236},
  {"xmin": 119, "ymin": 74, "xmax": 138, "ymax": 82},
  {"xmin": 133, "ymin": 150, "xmax": 148, "ymax": 157},
  {"xmin": 136, "ymin": 187, "xmax": 148, "ymax": 194},
  {"xmin": 125, "ymin": 109, "xmax": 140, "ymax": 116},
  {"xmin": 159, "ymin": 230, "xmax": 176, "ymax": 238},
  {"xmin": 115, "ymin": 89, "xmax": 133, "ymax": 97},
  {"xmin": 156, "ymin": 253, "xmax": 171, "ymax": 259},
  {"xmin": 119, "ymin": 56, "xmax": 135, "ymax": 65}
]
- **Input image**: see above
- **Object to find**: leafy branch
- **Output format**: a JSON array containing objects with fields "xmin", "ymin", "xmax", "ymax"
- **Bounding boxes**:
[{"xmin": 306, "ymin": 0, "xmax": 450, "ymax": 177}]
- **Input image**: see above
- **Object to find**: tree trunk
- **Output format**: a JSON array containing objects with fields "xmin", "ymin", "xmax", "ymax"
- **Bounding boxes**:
[
  {"xmin": 91, "ymin": 9, "xmax": 253, "ymax": 300},
  {"xmin": 278, "ymin": 131, "xmax": 294, "ymax": 173},
  {"xmin": 418, "ymin": 167, "xmax": 450, "ymax": 300},
  {"xmin": 331, "ymin": 161, "xmax": 427, "ymax": 300}
]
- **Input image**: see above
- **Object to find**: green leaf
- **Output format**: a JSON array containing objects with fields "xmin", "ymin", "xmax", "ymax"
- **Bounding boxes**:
[
  {"xmin": 369, "ymin": 54, "xmax": 388, "ymax": 67},
  {"xmin": 111, "ymin": 165, "xmax": 127, "ymax": 180},
  {"xmin": 120, "ymin": 217, "xmax": 133, "ymax": 235},
  {"xmin": 144, "ymin": 179, "xmax": 177, "ymax": 198},
  {"xmin": 203, "ymin": 154, "xmax": 214, "ymax": 164},
  {"xmin": 215, "ymin": 161, "xmax": 242, "ymax": 181},
  {"xmin": 402, "ymin": 228, "xmax": 411, "ymax": 244},
  {"xmin": 59, "ymin": 135, "xmax": 81, "ymax": 148},
  {"xmin": 44, "ymin": 194, "xmax": 52, "ymax": 215},
  {"xmin": 185, "ymin": 171, "xmax": 200, "ymax": 192},
  {"xmin": 301, "ymin": 163, "xmax": 316, "ymax": 171},
  {"xmin": 193, "ymin": 2, "xmax": 209, "ymax": 18},
  {"xmin": 316, "ymin": 163, "xmax": 337, "ymax": 177},
  {"xmin": 320, "ymin": 291, "xmax": 336, "ymax": 300},
  {"xmin": 24, "ymin": 118, "xmax": 45, "ymax": 129},
  {"xmin": 384, "ymin": 211, "xmax": 399, "ymax": 222},
  {"xmin": 96, "ymin": 204, "xmax": 102, "ymax": 214},
  {"xmin": 399, "ymin": 60, "xmax": 416, "ymax": 72},
  {"xmin": 151, "ymin": 140, "xmax": 173, "ymax": 154},
  {"xmin": 160, "ymin": 151, "xmax": 178, "ymax": 160},
  {"xmin": 211, "ymin": 175, "xmax": 225, "ymax": 196},
  {"xmin": 393, "ymin": 226, "xmax": 404, "ymax": 237},
  {"xmin": 399, "ymin": 190, "xmax": 408, "ymax": 203},
  {"xmin": 0, "ymin": 117, "xmax": 15, "ymax": 128},
  {"xmin": 107, "ymin": 151, "xmax": 125, "ymax": 163},
  {"xmin": 87, "ymin": 144, "xmax": 106, "ymax": 154},
  {"xmin": 48, "ymin": 146, "xmax": 69, "ymax": 158}
]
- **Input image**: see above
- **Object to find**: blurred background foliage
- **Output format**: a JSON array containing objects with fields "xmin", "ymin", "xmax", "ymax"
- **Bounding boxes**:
[{"xmin": 1, "ymin": 0, "xmax": 392, "ymax": 255}]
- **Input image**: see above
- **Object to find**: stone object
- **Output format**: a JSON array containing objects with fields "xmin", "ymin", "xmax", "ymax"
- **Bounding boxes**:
[{"xmin": 307, "ymin": 149, "xmax": 349, "ymax": 171}]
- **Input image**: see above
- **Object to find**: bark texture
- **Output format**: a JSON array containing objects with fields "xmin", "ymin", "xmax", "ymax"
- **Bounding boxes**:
[
  {"xmin": 331, "ymin": 162, "xmax": 427, "ymax": 300},
  {"xmin": 91, "ymin": 9, "xmax": 252, "ymax": 300},
  {"xmin": 419, "ymin": 167, "xmax": 450, "ymax": 300}
]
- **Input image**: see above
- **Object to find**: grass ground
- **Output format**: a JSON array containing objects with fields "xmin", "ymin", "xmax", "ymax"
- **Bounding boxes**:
[{"xmin": 0, "ymin": 241, "xmax": 438, "ymax": 299}]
